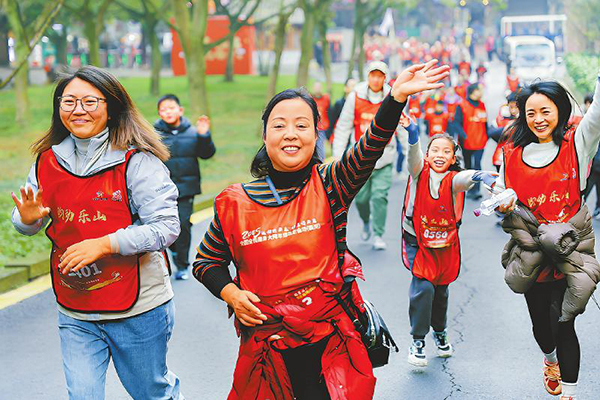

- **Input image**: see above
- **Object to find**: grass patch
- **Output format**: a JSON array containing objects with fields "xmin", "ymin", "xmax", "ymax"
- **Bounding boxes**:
[{"xmin": 0, "ymin": 74, "xmax": 343, "ymax": 266}]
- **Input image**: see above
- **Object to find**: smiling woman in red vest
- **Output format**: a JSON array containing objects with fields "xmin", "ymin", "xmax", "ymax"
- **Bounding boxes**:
[
  {"xmin": 193, "ymin": 60, "xmax": 450, "ymax": 400},
  {"xmin": 11, "ymin": 66, "xmax": 183, "ymax": 400},
  {"xmin": 495, "ymin": 73, "xmax": 600, "ymax": 400}
]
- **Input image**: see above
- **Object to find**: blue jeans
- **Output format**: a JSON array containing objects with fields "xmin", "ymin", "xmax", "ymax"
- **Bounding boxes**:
[{"xmin": 58, "ymin": 300, "xmax": 183, "ymax": 400}]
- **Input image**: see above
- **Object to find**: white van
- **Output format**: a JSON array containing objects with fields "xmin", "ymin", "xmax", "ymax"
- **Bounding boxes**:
[{"xmin": 503, "ymin": 35, "xmax": 557, "ymax": 84}]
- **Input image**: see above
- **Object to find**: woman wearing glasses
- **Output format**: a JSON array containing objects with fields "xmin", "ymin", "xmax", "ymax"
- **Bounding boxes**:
[{"xmin": 11, "ymin": 66, "xmax": 183, "ymax": 400}]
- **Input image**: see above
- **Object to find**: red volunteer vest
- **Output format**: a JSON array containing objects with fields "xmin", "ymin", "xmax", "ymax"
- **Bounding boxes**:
[
  {"xmin": 446, "ymin": 100, "xmax": 461, "ymax": 120},
  {"xmin": 492, "ymin": 125, "xmax": 515, "ymax": 167},
  {"xmin": 461, "ymin": 100, "xmax": 488, "ymax": 150},
  {"xmin": 215, "ymin": 166, "xmax": 341, "ymax": 296},
  {"xmin": 409, "ymin": 95, "xmax": 423, "ymax": 119},
  {"xmin": 426, "ymin": 112, "xmax": 450, "ymax": 137},
  {"xmin": 507, "ymin": 76, "xmax": 520, "ymax": 92},
  {"xmin": 505, "ymin": 129, "xmax": 580, "ymax": 282},
  {"xmin": 424, "ymin": 97, "xmax": 436, "ymax": 117},
  {"xmin": 353, "ymin": 96, "xmax": 381, "ymax": 142},
  {"xmin": 403, "ymin": 163, "xmax": 465, "ymax": 285},
  {"xmin": 314, "ymin": 94, "xmax": 330, "ymax": 132},
  {"xmin": 37, "ymin": 149, "xmax": 140, "ymax": 313}
]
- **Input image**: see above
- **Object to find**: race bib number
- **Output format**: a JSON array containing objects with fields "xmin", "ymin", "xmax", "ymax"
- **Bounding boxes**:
[{"xmin": 420, "ymin": 227, "xmax": 457, "ymax": 248}]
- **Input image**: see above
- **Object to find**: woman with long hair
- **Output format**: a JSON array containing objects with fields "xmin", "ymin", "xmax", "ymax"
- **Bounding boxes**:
[
  {"xmin": 193, "ymin": 60, "xmax": 449, "ymax": 399},
  {"xmin": 496, "ymin": 72, "xmax": 600, "ymax": 400},
  {"xmin": 11, "ymin": 66, "xmax": 183, "ymax": 399}
]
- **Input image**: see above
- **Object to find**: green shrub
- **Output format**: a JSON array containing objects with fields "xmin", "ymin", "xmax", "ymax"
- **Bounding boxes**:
[{"xmin": 565, "ymin": 53, "xmax": 600, "ymax": 96}]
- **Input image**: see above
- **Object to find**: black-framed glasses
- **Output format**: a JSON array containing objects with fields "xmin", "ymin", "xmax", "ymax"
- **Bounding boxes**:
[{"xmin": 58, "ymin": 95, "xmax": 106, "ymax": 112}]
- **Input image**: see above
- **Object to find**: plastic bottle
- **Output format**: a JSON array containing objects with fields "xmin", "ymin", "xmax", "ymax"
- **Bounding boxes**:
[{"xmin": 473, "ymin": 188, "xmax": 517, "ymax": 217}]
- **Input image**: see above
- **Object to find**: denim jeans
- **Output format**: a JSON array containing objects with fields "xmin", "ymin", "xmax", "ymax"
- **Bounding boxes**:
[{"xmin": 58, "ymin": 300, "xmax": 183, "ymax": 400}]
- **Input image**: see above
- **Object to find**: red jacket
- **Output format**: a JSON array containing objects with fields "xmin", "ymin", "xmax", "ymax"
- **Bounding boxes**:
[{"xmin": 227, "ymin": 280, "xmax": 375, "ymax": 400}]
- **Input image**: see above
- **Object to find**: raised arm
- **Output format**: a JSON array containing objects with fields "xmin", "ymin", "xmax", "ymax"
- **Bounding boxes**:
[
  {"xmin": 327, "ymin": 60, "xmax": 450, "ymax": 207},
  {"xmin": 575, "ymin": 72, "xmax": 600, "ymax": 189}
]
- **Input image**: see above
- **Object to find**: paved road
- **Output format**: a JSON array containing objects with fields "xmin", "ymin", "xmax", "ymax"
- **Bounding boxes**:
[{"xmin": 2, "ymin": 61, "xmax": 599, "ymax": 399}]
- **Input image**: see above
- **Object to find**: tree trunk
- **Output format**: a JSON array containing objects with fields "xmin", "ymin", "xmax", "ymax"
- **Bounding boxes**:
[
  {"xmin": 5, "ymin": 0, "xmax": 30, "ymax": 125},
  {"xmin": 346, "ymin": 29, "xmax": 357, "ymax": 81},
  {"xmin": 357, "ymin": 29, "xmax": 366, "ymax": 81},
  {"xmin": 318, "ymin": 18, "xmax": 332, "ymax": 96},
  {"xmin": 146, "ymin": 20, "xmax": 161, "ymax": 96},
  {"xmin": 267, "ymin": 11, "xmax": 289, "ymax": 100},
  {"xmin": 172, "ymin": 0, "xmax": 210, "ymax": 118},
  {"xmin": 296, "ymin": 7, "xmax": 316, "ymax": 87},
  {"xmin": 224, "ymin": 33, "xmax": 235, "ymax": 82},
  {"xmin": 54, "ymin": 31, "xmax": 68, "ymax": 67},
  {"xmin": 84, "ymin": 19, "xmax": 100, "ymax": 66}
]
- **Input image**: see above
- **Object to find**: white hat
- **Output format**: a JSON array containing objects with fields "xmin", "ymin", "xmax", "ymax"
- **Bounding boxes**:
[{"xmin": 367, "ymin": 61, "xmax": 389, "ymax": 77}]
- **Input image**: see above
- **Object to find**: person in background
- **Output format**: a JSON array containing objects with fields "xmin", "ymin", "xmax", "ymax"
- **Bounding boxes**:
[
  {"xmin": 452, "ymin": 83, "xmax": 489, "ymax": 200},
  {"xmin": 491, "ymin": 91, "xmax": 519, "ymax": 172},
  {"xmin": 311, "ymin": 82, "xmax": 331, "ymax": 161},
  {"xmin": 424, "ymin": 100, "xmax": 450, "ymax": 137},
  {"xmin": 507, "ymin": 68, "xmax": 520, "ymax": 93},
  {"xmin": 155, "ymin": 94, "xmax": 216, "ymax": 280},
  {"xmin": 333, "ymin": 61, "xmax": 397, "ymax": 250},
  {"xmin": 327, "ymin": 78, "xmax": 357, "ymax": 143}
]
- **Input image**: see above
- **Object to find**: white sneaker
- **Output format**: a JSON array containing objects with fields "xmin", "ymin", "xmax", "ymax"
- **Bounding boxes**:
[
  {"xmin": 408, "ymin": 339, "xmax": 428, "ymax": 367},
  {"xmin": 372, "ymin": 235, "xmax": 386, "ymax": 250},
  {"xmin": 361, "ymin": 222, "xmax": 371, "ymax": 241},
  {"xmin": 432, "ymin": 330, "xmax": 454, "ymax": 358}
]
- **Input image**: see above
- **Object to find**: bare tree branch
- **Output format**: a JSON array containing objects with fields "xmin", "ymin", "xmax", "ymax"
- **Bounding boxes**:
[{"xmin": 0, "ymin": 0, "xmax": 64, "ymax": 89}]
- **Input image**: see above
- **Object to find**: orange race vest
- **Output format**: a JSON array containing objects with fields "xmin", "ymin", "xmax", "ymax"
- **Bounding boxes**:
[
  {"xmin": 215, "ymin": 166, "xmax": 342, "ymax": 296},
  {"xmin": 314, "ymin": 94, "xmax": 330, "ymax": 132},
  {"xmin": 460, "ymin": 100, "xmax": 488, "ymax": 150},
  {"xmin": 408, "ymin": 95, "xmax": 423, "ymax": 120},
  {"xmin": 446, "ymin": 99, "xmax": 461, "ymax": 120},
  {"xmin": 354, "ymin": 96, "xmax": 382, "ymax": 142},
  {"xmin": 504, "ymin": 128, "xmax": 580, "ymax": 282},
  {"xmin": 402, "ymin": 163, "xmax": 465, "ymax": 285},
  {"xmin": 37, "ymin": 149, "xmax": 140, "ymax": 313},
  {"xmin": 507, "ymin": 75, "xmax": 520, "ymax": 93},
  {"xmin": 425, "ymin": 112, "xmax": 450, "ymax": 137},
  {"xmin": 424, "ymin": 97, "xmax": 437, "ymax": 117},
  {"xmin": 492, "ymin": 124, "xmax": 515, "ymax": 167}
]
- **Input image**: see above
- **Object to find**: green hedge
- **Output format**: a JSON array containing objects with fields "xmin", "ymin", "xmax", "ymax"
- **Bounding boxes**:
[{"xmin": 565, "ymin": 53, "xmax": 600, "ymax": 96}]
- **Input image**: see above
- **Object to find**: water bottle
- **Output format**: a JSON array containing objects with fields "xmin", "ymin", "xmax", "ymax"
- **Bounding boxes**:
[{"xmin": 473, "ymin": 188, "xmax": 517, "ymax": 217}]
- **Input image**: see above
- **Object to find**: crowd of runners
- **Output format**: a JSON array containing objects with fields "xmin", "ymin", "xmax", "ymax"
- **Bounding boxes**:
[{"xmin": 9, "ymin": 31, "xmax": 600, "ymax": 400}]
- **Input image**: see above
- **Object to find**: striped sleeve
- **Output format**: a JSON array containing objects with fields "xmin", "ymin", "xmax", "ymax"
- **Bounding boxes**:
[
  {"xmin": 192, "ymin": 216, "xmax": 234, "ymax": 298},
  {"xmin": 325, "ymin": 94, "xmax": 405, "ymax": 207}
]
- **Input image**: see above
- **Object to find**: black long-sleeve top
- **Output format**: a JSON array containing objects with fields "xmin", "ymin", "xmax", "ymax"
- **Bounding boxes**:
[{"xmin": 193, "ymin": 95, "xmax": 405, "ymax": 298}]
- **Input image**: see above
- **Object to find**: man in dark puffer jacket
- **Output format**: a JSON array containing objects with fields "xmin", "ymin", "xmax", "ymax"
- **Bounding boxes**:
[{"xmin": 155, "ymin": 94, "xmax": 216, "ymax": 280}]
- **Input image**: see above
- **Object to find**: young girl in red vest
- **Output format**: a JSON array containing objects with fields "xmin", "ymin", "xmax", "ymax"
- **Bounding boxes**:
[
  {"xmin": 193, "ymin": 60, "xmax": 450, "ymax": 400},
  {"xmin": 11, "ymin": 67, "xmax": 183, "ymax": 398},
  {"xmin": 401, "ymin": 124, "xmax": 496, "ymax": 367},
  {"xmin": 495, "ymin": 75, "xmax": 600, "ymax": 400}
]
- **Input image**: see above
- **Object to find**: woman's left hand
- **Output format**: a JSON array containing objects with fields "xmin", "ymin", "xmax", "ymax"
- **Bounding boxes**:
[
  {"xmin": 391, "ymin": 59, "xmax": 450, "ymax": 103},
  {"xmin": 59, "ymin": 236, "xmax": 112, "ymax": 275}
]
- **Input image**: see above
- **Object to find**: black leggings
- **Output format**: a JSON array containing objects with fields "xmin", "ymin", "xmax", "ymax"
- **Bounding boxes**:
[
  {"xmin": 524, "ymin": 280, "xmax": 580, "ymax": 383},
  {"xmin": 281, "ymin": 338, "xmax": 331, "ymax": 400}
]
